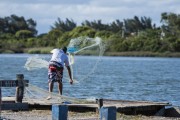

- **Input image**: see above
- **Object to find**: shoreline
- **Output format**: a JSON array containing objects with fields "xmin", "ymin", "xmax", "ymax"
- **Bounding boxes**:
[
  {"xmin": 104, "ymin": 51, "xmax": 180, "ymax": 58},
  {"xmin": 1, "ymin": 47, "xmax": 180, "ymax": 57},
  {"xmin": 1, "ymin": 50, "xmax": 180, "ymax": 58}
]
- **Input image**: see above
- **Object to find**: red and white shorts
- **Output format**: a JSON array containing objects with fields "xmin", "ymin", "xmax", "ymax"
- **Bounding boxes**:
[{"xmin": 48, "ymin": 61, "xmax": 63, "ymax": 83}]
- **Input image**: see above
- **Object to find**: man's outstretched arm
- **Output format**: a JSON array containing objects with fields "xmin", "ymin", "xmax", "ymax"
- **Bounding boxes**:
[{"xmin": 66, "ymin": 66, "xmax": 73, "ymax": 84}]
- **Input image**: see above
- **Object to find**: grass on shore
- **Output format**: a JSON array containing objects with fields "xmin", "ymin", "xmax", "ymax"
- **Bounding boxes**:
[
  {"xmin": 22, "ymin": 48, "xmax": 180, "ymax": 57},
  {"xmin": 104, "ymin": 51, "xmax": 180, "ymax": 57},
  {"xmin": 24, "ymin": 47, "xmax": 53, "ymax": 54}
]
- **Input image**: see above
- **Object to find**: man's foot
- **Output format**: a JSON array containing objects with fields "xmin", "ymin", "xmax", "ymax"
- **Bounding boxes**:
[{"xmin": 46, "ymin": 96, "xmax": 52, "ymax": 100}]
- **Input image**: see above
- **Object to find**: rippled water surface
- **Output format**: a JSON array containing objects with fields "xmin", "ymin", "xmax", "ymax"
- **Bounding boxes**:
[{"xmin": 0, "ymin": 54, "xmax": 180, "ymax": 106}]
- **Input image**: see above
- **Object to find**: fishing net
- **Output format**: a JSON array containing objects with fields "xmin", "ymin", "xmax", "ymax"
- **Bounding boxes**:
[
  {"xmin": 24, "ymin": 55, "xmax": 49, "ymax": 70},
  {"xmin": 24, "ymin": 36, "xmax": 105, "ymax": 104},
  {"xmin": 24, "ymin": 83, "xmax": 96, "ymax": 104},
  {"xmin": 67, "ymin": 37, "xmax": 105, "ymax": 81}
]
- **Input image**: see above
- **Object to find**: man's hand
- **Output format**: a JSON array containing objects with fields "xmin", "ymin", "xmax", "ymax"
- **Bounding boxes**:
[
  {"xmin": 70, "ymin": 79, "xmax": 73, "ymax": 84},
  {"xmin": 66, "ymin": 66, "xmax": 73, "ymax": 85}
]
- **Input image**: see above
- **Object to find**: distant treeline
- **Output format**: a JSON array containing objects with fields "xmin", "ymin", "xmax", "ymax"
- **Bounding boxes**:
[{"xmin": 0, "ymin": 12, "xmax": 180, "ymax": 55}]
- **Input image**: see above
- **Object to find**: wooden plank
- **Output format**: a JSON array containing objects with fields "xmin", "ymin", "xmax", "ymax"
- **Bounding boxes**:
[
  {"xmin": 2, "ymin": 97, "xmax": 15, "ymax": 102},
  {"xmin": 103, "ymin": 99, "xmax": 169, "ymax": 106},
  {"xmin": 0, "ymin": 80, "xmax": 29, "ymax": 87},
  {"xmin": 1, "ymin": 97, "xmax": 171, "ymax": 116},
  {"xmin": 1, "ymin": 103, "xmax": 29, "ymax": 110},
  {"xmin": 0, "ymin": 88, "xmax": 1, "ymax": 116},
  {"xmin": 68, "ymin": 104, "xmax": 98, "ymax": 108},
  {"xmin": 165, "ymin": 107, "xmax": 180, "ymax": 117},
  {"xmin": 0, "ymin": 80, "xmax": 17, "ymax": 87}
]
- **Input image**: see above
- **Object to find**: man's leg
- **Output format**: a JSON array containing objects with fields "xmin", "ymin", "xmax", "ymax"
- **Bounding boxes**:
[
  {"xmin": 49, "ymin": 81, "xmax": 54, "ymax": 92},
  {"xmin": 57, "ymin": 68, "xmax": 63, "ymax": 95},
  {"xmin": 58, "ymin": 81, "xmax": 63, "ymax": 95},
  {"xmin": 47, "ymin": 81, "xmax": 54, "ymax": 100}
]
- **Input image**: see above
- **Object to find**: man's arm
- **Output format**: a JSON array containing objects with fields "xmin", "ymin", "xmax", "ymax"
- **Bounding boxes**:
[{"xmin": 66, "ymin": 66, "xmax": 73, "ymax": 84}]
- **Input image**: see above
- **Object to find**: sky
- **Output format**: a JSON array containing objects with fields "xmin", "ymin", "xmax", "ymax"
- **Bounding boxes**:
[{"xmin": 0, "ymin": 0, "xmax": 179, "ymax": 34}]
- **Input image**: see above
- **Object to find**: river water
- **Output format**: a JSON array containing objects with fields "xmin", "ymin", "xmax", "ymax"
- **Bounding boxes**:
[{"xmin": 0, "ymin": 54, "xmax": 180, "ymax": 107}]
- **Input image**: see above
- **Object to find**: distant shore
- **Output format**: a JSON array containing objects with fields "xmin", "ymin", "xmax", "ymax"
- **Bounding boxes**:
[
  {"xmin": 1, "ymin": 47, "xmax": 180, "ymax": 58},
  {"xmin": 104, "ymin": 51, "xmax": 180, "ymax": 57}
]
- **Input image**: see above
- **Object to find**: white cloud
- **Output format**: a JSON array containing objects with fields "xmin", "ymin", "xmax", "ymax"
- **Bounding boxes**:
[
  {"xmin": 0, "ymin": 0, "xmax": 179, "ymax": 34},
  {"xmin": 0, "ymin": 0, "xmax": 92, "ymax": 5}
]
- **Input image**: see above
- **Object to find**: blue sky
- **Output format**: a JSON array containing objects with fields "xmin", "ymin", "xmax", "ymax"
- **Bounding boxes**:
[{"xmin": 0, "ymin": 0, "xmax": 179, "ymax": 34}]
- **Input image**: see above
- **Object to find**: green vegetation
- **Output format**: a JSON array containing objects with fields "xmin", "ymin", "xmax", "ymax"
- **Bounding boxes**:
[{"xmin": 0, "ymin": 13, "xmax": 180, "ymax": 57}]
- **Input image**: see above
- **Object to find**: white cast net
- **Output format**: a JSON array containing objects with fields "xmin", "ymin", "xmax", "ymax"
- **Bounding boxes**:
[{"xmin": 24, "ymin": 36, "xmax": 105, "ymax": 104}]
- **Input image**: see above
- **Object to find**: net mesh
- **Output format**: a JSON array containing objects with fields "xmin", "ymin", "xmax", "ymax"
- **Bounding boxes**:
[
  {"xmin": 24, "ymin": 55, "xmax": 49, "ymax": 70},
  {"xmin": 24, "ymin": 83, "xmax": 95, "ymax": 104}
]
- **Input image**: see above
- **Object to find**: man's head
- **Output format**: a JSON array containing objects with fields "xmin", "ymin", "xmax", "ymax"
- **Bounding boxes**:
[{"xmin": 62, "ymin": 46, "xmax": 67, "ymax": 53}]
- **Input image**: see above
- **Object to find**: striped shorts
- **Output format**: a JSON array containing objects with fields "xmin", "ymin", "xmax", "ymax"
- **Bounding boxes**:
[{"xmin": 48, "ymin": 61, "xmax": 64, "ymax": 83}]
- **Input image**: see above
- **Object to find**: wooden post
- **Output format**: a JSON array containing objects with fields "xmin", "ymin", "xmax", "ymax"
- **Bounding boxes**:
[
  {"xmin": 15, "ymin": 74, "xmax": 24, "ymax": 103},
  {"xmin": 98, "ymin": 98, "xmax": 103, "ymax": 109},
  {"xmin": 0, "ymin": 87, "xmax": 1, "ymax": 117},
  {"xmin": 52, "ymin": 104, "xmax": 68, "ymax": 120},
  {"xmin": 100, "ymin": 106, "xmax": 117, "ymax": 120}
]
